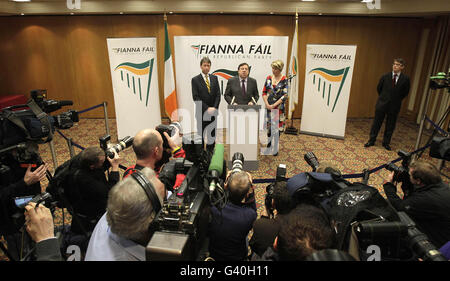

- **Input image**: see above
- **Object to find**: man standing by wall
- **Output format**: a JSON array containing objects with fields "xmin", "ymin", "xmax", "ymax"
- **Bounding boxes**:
[
  {"xmin": 365, "ymin": 58, "xmax": 410, "ymax": 151},
  {"xmin": 192, "ymin": 57, "xmax": 221, "ymax": 153}
]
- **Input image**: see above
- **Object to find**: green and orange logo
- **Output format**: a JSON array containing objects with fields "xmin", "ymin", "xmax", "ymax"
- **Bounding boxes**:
[
  {"xmin": 309, "ymin": 67, "xmax": 350, "ymax": 112},
  {"xmin": 115, "ymin": 59, "xmax": 154, "ymax": 107}
]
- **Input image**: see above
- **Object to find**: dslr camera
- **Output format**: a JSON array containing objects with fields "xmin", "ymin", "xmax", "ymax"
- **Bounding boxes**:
[
  {"xmin": 265, "ymin": 163, "xmax": 287, "ymax": 218},
  {"xmin": 385, "ymin": 150, "xmax": 413, "ymax": 196}
]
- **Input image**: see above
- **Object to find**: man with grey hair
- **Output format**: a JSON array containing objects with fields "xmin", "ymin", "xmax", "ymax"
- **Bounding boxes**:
[{"xmin": 85, "ymin": 167, "xmax": 166, "ymax": 261}]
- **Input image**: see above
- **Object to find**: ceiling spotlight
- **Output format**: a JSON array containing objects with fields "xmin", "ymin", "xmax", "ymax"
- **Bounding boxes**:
[
  {"xmin": 120, "ymin": 12, "xmax": 124, "ymax": 15},
  {"xmin": 270, "ymin": 12, "xmax": 274, "ymax": 15},
  {"xmin": 20, "ymin": 13, "xmax": 24, "ymax": 15},
  {"xmin": 169, "ymin": 11, "xmax": 174, "ymax": 14}
]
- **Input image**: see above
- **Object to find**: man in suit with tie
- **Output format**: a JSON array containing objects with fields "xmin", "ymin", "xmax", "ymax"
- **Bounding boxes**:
[
  {"xmin": 192, "ymin": 57, "xmax": 221, "ymax": 153},
  {"xmin": 365, "ymin": 58, "xmax": 411, "ymax": 151},
  {"xmin": 224, "ymin": 63, "xmax": 259, "ymax": 105}
]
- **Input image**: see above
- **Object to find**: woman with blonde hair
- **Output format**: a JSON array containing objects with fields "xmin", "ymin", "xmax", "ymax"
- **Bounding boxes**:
[{"xmin": 262, "ymin": 60, "xmax": 289, "ymax": 156}]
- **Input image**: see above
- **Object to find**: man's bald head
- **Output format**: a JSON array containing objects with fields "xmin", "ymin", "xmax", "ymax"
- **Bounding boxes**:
[{"xmin": 132, "ymin": 129, "xmax": 163, "ymax": 160}]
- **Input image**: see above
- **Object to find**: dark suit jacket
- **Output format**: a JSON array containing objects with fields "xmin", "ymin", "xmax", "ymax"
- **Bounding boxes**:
[
  {"xmin": 375, "ymin": 72, "xmax": 410, "ymax": 114},
  {"xmin": 36, "ymin": 238, "xmax": 63, "ymax": 261},
  {"xmin": 191, "ymin": 73, "xmax": 221, "ymax": 114},
  {"xmin": 224, "ymin": 76, "xmax": 259, "ymax": 105}
]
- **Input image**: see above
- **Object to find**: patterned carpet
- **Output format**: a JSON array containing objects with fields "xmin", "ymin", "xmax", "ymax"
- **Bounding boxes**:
[{"xmin": 1, "ymin": 117, "xmax": 448, "ymax": 260}]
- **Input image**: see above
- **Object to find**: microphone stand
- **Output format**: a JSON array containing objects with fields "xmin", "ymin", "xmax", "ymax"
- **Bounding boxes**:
[{"xmin": 285, "ymin": 74, "xmax": 298, "ymax": 135}]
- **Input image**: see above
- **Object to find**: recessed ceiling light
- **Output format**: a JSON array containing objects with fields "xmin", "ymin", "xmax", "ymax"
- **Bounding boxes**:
[
  {"xmin": 169, "ymin": 11, "xmax": 174, "ymax": 14},
  {"xmin": 70, "ymin": 12, "xmax": 74, "ymax": 15},
  {"xmin": 270, "ymin": 12, "xmax": 274, "ymax": 15},
  {"xmin": 120, "ymin": 12, "xmax": 124, "ymax": 15},
  {"xmin": 20, "ymin": 13, "xmax": 24, "ymax": 15},
  {"xmin": 13, "ymin": 0, "xmax": 31, "ymax": 2},
  {"xmin": 301, "ymin": 0, "xmax": 316, "ymax": 2}
]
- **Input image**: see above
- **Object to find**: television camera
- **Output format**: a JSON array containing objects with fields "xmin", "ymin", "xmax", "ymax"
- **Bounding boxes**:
[{"xmin": 146, "ymin": 138, "xmax": 228, "ymax": 261}]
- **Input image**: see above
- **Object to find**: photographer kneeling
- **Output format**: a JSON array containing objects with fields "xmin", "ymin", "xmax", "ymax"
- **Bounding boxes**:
[
  {"xmin": 208, "ymin": 170, "xmax": 257, "ymax": 261},
  {"xmin": 249, "ymin": 181, "xmax": 294, "ymax": 259},
  {"xmin": 383, "ymin": 160, "xmax": 450, "ymax": 248},
  {"xmin": 69, "ymin": 147, "xmax": 120, "ymax": 235}
]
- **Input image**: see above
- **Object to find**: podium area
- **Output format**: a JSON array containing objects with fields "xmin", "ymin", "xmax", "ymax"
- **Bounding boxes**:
[{"xmin": 226, "ymin": 105, "xmax": 261, "ymax": 171}]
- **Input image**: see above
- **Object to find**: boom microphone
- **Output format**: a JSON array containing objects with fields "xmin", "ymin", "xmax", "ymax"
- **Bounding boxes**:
[{"xmin": 208, "ymin": 144, "xmax": 224, "ymax": 193}]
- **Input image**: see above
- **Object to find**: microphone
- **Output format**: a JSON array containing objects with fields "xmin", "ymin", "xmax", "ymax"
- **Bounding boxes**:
[
  {"xmin": 251, "ymin": 97, "xmax": 257, "ymax": 104},
  {"xmin": 208, "ymin": 144, "xmax": 225, "ymax": 193},
  {"xmin": 230, "ymin": 96, "xmax": 235, "ymax": 105},
  {"xmin": 57, "ymin": 100, "xmax": 74, "ymax": 107}
]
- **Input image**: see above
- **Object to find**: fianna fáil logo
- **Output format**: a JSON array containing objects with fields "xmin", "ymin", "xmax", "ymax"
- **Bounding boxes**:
[
  {"xmin": 114, "ymin": 59, "xmax": 154, "ymax": 107},
  {"xmin": 309, "ymin": 67, "xmax": 350, "ymax": 112}
]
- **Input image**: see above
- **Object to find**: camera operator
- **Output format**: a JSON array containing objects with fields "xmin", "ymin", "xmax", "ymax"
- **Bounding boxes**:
[
  {"xmin": 85, "ymin": 167, "xmax": 166, "ymax": 261},
  {"xmin": 0, "ymin": 152, "xmax": 47, "ymax": 261},
  {"xmin": 123, "ymin": 128, "xmax": 185, "ymax": 177},
  {"xmin": 249, "ymin": 181, "xmax": 294, "ymax": 258},
  {"xmin": 69, "ymin": 147, "xmax": 120, "ymax": 235},
  {"xmin": 208, "ymin": 170, "xmax": 257, "ymax": 261},
  {"xmin": 23, "ymin": 202, "xmax": 63, "ymax": 261},
  {"xmin": 255, "ymin": 204, "xmax": 336, "ymax": 261},
  {"xmin": 383, "ymin": 160, "xmax": 450, "ymax": 248}
]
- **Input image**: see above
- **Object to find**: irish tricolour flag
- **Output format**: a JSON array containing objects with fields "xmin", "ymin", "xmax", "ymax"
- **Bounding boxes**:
[{"xmin": 164, "ymin": 18, "xmax": 178, "ymax": 121}]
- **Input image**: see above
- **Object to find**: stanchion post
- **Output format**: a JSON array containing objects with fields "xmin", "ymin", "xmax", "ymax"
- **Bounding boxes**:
[
  {"xmin": 103, "ymin": 101, "xmax": 110, "ymax": 137},
  {"xmin": 414, "ymin": 90, "xmax": 432, "ymax": 155},
  {"xmin": 66, "ymin": 138, "xmax": 75, "ymax": 158},
  {"xmin": 48, "ymin": 140, "xmax": 58, "ymax": 169}
]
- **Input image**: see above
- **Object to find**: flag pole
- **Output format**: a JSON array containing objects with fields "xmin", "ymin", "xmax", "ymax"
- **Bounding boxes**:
[{"xmin": 285, "ymin": 9, "xmax": 299, "ymax": 135}]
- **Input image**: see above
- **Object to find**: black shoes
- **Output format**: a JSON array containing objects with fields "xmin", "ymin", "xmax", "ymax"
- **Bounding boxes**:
[
  {"xmin": 364, "ymin": 140, "xmax": 392, "ymax": 151},
  {"xmin": 364, "ymin": 141, "xmax": 375, "ymax": 148},
  {"xmin": 382, "ymin": 143, "xmax": 392, "ymax": 151}
]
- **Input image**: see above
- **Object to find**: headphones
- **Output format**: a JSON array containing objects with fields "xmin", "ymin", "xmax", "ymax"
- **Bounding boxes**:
[{"xmin": 129, "ymin": 170, "xmax": 162, "ymax": 215}]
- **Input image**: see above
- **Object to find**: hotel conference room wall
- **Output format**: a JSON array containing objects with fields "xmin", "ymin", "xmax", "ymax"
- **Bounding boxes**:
[{"xmin": 0, "ymin": 14, "xmax": 425, "ymax": 119}]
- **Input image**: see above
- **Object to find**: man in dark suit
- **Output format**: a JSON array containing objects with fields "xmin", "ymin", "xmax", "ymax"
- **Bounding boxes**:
[
  {"xmin": 192, "ymin": 57, "xmax": 221, "ymax": 152},
  {"xmin": 365, "ymin": 58, "xmax": 410, "ymax": 151},
  {"xmin": 224, "ymin": 63, "xmax": 259, "ymax": 105}
]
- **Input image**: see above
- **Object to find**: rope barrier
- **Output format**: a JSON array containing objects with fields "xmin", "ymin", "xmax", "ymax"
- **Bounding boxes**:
[{"xmin": 57, "ymin": 102, "xmax": 446, "ymax": 184}]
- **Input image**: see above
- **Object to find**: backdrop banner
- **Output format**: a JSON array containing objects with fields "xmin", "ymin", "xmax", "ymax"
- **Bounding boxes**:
[
  {"xmin": 300, "ymin": 44, "xmax": 357, "ymax": 139},
  {"xmin": 107, "ymin": 37, "xmax": 161, "ymax": 139},
  {"xmin": 173, "ymin": 36, "xmax": 289, "ymax": 134}
]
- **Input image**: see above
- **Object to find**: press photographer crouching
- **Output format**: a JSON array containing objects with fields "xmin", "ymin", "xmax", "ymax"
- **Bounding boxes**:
[
  {"xmin": 69, "ymin": 146, "xmax": 121, "ymax": 235},
  {"xmin": 383, "ymin": 160, "xmax": 450, "ymax": 248},
  {"xmin": 85, "ymin": 167, "xmax": 166, "ymax": 261},
  {"xmin": 208, "ymin": 166, "xmax": 257, "ymax": 261},
  {"xmin": 250, "ymin": 165, "xmax": 295, "ymax": 259},
  {"xmin": 123, "ymin": 123, "xmax": 185, "ymax": 177}
]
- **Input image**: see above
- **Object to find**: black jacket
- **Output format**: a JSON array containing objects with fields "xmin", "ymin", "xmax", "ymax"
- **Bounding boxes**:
[
  {"xmin": 384, "ymin": 181, "xmax": 450, "ymax": 248},
  {"xmin": 69, "ymin": 167, "xmax": 119, "ymax": 233},
  {"xmin": 0, "ymin": 155, "xmax": 41, "ymax": 235},
  {"xmin": 192, "ymin": 73, "xmax": 221, "ymax": 114},
  {"xmin": 375, "ymin": 72, "xmax": 410, "ymax": 114}
]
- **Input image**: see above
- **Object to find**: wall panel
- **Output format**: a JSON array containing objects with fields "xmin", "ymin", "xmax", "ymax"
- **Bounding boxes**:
[{"xmin": 0, "ymin": 15, "xmax": 426, "ymax": 120}]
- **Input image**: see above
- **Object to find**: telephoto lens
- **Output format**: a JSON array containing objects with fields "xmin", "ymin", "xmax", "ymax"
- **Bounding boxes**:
[
  {"xmin": 231, "ymin": 152, "xmax": 244, "ymax": 173},
  {"xmin": 106, "ymin": 136, "xmax": 134, "ymax": 159}
]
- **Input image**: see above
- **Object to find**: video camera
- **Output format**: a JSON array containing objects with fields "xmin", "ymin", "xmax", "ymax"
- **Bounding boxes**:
[
  {"xmin": 0, "ymin": 89, "xmax": 79, "ymax": 148},
  {"xmin": 429, "ymin": 72, "xmax": 449, "ymax": 90},
  {"xmin": 146, "ymin": 143, "xmax": 228, "ymax": 261},
  {"xmin": 265, "ymin": 163, "xmax": 287, "ymax": 217},
  {"xmin": 384, "ymin": 150, "xmax": 414, "ymax": 197},
  {"xmin": 355, "ymin": 211, "xmax": 447, "ymax": 261}
]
